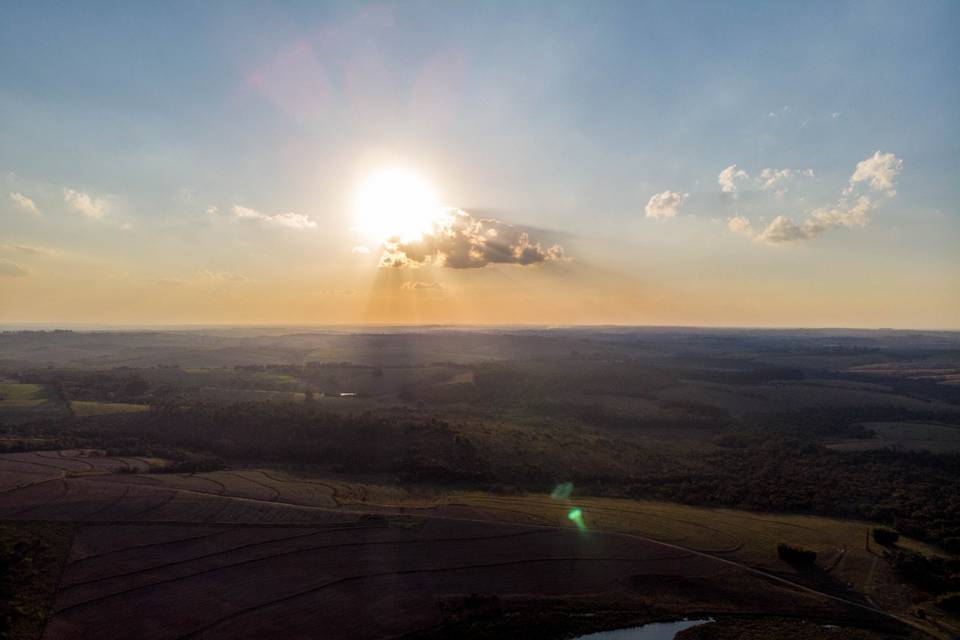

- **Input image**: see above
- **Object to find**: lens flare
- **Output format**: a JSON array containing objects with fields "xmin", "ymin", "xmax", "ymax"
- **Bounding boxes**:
[
  {"xmin": 567, "ymin": 507, "xmax": 586, "ymax": 530},
  {"xmin": 551, "ymin": 482, "xmax": 574, "ymax": 500}
]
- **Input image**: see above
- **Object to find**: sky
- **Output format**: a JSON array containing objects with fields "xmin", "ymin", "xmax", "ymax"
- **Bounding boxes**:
[{"xmin": 1, "ymin": 1, "xmax": 958, "ymax": 328}]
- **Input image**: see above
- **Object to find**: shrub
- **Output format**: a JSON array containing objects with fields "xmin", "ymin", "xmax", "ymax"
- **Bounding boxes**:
[
  {"xmin": 892, "ymin": 550, "xmax": 960, "ymax": 594},
  {"xmin": 872, "ymin": 527, "xmax": 900, "ymax": 546},
  {"xmin": 777, "ymin": 543, "xmax": 817, "ymax": 568},
  {"xmin": 936, "ymin": 593, "xmax": 960, "ymax": 614}
]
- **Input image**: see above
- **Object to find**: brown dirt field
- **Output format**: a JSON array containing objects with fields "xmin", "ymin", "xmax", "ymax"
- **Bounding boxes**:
[
  {"xmin": 0, "ymin": 452, "xmax": 950, "ymax": 640},
  {"xmin": 42, "ymin": 522, "xmax": 756, "ymax": 640}
]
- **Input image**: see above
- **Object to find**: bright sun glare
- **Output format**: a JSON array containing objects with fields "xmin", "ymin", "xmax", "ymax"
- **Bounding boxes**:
[{"xmin": 353, "ymin": 169, "xmax": 444, "ymax": 243}]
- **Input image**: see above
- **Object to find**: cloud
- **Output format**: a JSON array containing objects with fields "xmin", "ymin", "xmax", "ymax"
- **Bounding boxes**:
[
  {"xmin": 379, "ymin": 208, "xmax": 565, "ymax": 269},
  {"xmin": 313, "ymin": 288, "xmax": 356, "ymax": 297},
  {"xmin": 231, "ymin": 205, "xmax": 317, "ymax": 229},
  {"xmin": 194, "ymin": 269, "xmax": 251, "ymax": 282},
  {"xmin": 729, "ymin": 151, "xmax": 902, "ymax": 245},
  {"xmin": 232, "ymin": 205, "xmax": 261, "ymax": 220},
  {"xmin": 63, "ymin": 188, "xmax": 107, "ymax": 218},
  {"xmin": 0, "ymin": 244, "xmax": 57, "ymax": 256},
  {"xmin": 718, "ymin": 165, "xmax": 748, "ymax": 193},
  {"xmin": 810, "ymin": 195, "xmax": 875, "ymax": 228},
  {"xmin": 155, "ymin": 278, "xmax": 188, "ymax": 287},
  {"xmin": 757, "ymin": 168, "xmax": 814, "ymax": 197},
  {"xmin": 351, "ymin": 245, "xmax": 370, "ymax": 254},
  {"xmin": 401, "ymin": 280, "xmax": 443, "ymax": 290},
  {"xmin": 847, "ymin": 151, "xmax": 902, "ymax": 196},
  {"xmin": 644, "ymin": 191, "xmax": 688, "ymax": 219},
  {"xmin": 727, "ymin": 215, "xmax": 754, "ymax": 238},
  {"xmin": 271, "ymin": 212, "xmax": 317, "ymax": 229},
  {"xmin": 756, "ymin": 216, "xmax": 824, "ymax": 244},
  {"xmin": 0, "ymin": 260, "xmax": 28, "ymax": 277},
  {"xmin": 9, "ymin": 192, "xmax": 40, "ymax": 215},
  {"xmin": 754, "ymin": 196, "xmax": 877, "ymax": 245}
]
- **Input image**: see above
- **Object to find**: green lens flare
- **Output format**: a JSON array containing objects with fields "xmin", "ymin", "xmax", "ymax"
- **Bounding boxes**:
[
  {"xmin": 567, "ymin": 507, "xmax": 586, "ymax": 530},
  {"xmin": 551, "ymin": 482, "xmax": 574, "ymax": 500}
]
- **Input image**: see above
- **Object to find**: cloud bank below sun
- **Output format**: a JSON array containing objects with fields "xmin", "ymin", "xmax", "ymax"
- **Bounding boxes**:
[{"xmin": 377, "ymin": 208, "xmax": 565, "ymax": 269}]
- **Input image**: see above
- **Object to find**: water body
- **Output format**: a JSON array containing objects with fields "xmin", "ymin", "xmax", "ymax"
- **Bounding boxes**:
[{"xmin": 573, "ymin": 618, "xmax": 713, "ymax": 640}]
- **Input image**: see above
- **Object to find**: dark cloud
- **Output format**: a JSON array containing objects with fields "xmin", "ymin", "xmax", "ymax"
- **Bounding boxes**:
[{"xmin": 380, "ymin": 209, "xmax": 566, "ymax": 269}]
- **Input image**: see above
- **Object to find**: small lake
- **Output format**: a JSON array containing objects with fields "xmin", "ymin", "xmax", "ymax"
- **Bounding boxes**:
[{"xmin": 573, "ymin": 618, "xmax": 713, "ymax": 640}]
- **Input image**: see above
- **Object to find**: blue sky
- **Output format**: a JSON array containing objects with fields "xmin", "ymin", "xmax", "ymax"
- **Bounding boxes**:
[{"xmin": 1, "ymin": 1, "xmax": 958, "ymax": 326}]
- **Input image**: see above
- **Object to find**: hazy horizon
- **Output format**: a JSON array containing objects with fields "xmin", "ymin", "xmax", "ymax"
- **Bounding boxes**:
[{"xmin": 2, "ymin": 322, "xmax": 959, "ymax": 334}]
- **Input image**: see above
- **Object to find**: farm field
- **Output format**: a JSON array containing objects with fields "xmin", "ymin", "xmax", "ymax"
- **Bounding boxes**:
[
  {"xmin": 653, "ymin": 380, "xmax": 956, "ymax": 416},
  {"xmin": 0, "ymin": 382, "xmax": 69, "ymax": 424},
  {"xmin": 827, "ymin": 422, "xmax": 960, "ymax": 453},
  {"xmin": 69, "ymin": 401, "xmax": 150, "ymax": 417},
  {"xmin": 0, "ymin": 450, "xmax": 952, "ymax": 640},
  {"xmin": 2, "ymin": 328, "xmax": 959, "ymax": 639}
]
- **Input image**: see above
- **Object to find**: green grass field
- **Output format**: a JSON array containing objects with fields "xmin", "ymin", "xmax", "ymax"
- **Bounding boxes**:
[
  {"xmin": 0, "ymin": 383, "xmax": 70, "ymax": 424},
  {"xmin": 0, "ymin": 383, "xmax": 57, "ymax": 407},
  {"xmin": 827, "ymin": 421, "xmax": 960, "ymax": 454},
  {"xmin": 69, "ymin": 400, "xmax": 151, "ymax": 417}
]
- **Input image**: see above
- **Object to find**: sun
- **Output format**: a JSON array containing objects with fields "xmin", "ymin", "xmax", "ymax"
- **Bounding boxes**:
[{"xmin": 352, "ymin": 168, "xmax": 445, "ymax": 243}]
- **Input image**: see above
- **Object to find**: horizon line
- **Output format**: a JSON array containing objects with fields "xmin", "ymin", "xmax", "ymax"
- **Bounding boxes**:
[{"xmin": 1, "ymin": 322, "xmax": 959, "ymax": 333}]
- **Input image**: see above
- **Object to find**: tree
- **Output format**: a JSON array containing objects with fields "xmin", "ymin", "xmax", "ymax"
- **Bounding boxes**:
[
  {"xmin": 872, "ymin": 527, "xmax": 900, "ymax": 546},
  {"xmin": 777, "ymin": 543, "xmax": 817, "ymax": 568},
  {"xmin": 122, "ymin": 374, "xmax": 150, "ymax": 397}
]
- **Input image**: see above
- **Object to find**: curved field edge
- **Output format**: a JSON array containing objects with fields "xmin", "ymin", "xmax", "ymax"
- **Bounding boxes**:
[{"xmin": 1, "ymin": 452, "xmax": 956, "ymax": 639}]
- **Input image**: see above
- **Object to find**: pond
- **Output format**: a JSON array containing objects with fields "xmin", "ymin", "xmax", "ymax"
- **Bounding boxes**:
[{"xmin": 572, "ymin": 618, "xmax": 713, "ymax": 640}]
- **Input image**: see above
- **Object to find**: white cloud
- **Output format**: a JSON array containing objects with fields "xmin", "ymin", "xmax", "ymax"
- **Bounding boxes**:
[
  {"xmin": 757, "ymin": 216, "xmax": 823, "ymax": 244},
  {"xmin": 271, "ymin": 212, "xmax": 317, "ymax": 229},
  {"xmin": 0, "ymin": 260, "xmax": 28, "ymax": 277},
  {"xmin": 727, "ymin": 215, "xmax": 754, "ymax": 238},
  {"xmin": 757, "ymin": 168, "xmax": 814, "ymax": 197},
  {"xmin": 750, "ymin": 195, "xmax": 875, "ymax": 245},
  {"xmin": 206, "ymin": 206, "xmax": 219, "ymax": 216},
  {"xmin": 352, "ymin": 245, "xmax": 370, "ymax": 254},
  {"xmin": 718, "ymin": 165, "xmax": 748, "ymax": 193},
  {"xmin": 811, "ymin": 195, "xmax": 875, "ymax": 228},
  {"xmin": 9, "ymin": 192, "xmax": 40, "ymax": 215},
  {"xmin": 729, "ymin": 151, "xmax": 901, "ymax": 245},
  {"xmin": 644, "ymin": 190, "xmax": 688, "ymax": 219},
  {"xmin": 232, "ymin": 205, "xmax": 261, "ymax": 220},
  {"xmin": 231, "ymin": 205, "xmax": 317, "ymax": 229},
  {"xmin": 848, "ymin": 151, "xmax": 902, "ymax": 196},
  {"xmin": 63, "ymin": 188, "xmax": 107, "ymax": 218}
]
